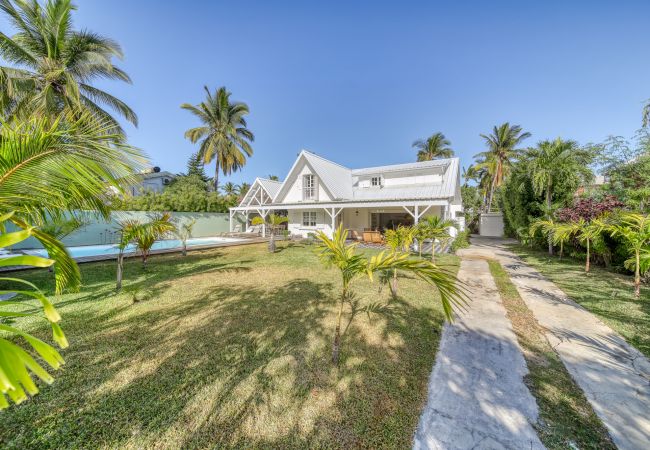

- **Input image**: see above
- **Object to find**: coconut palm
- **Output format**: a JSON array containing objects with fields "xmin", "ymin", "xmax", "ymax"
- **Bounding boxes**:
[
  {"xmin": 238, "ymin": 182, "xmax": 251, "ymax": 200},
  {"xmin": 0, "ymin": 214, "xmax": 68, "ymax": 410},
  {"xmin": 251, "ymin": 213, "xmax": 288, "ymax": 252},
  {"xmin": 0, "ymin": 0, "xmax": 137, "ymax": 134},
  {"xmin": 413, "ymin": 132, "xmax": 454, "ymax": 161},
  {"xmin": 525, "ymin": 138, "xmax": 593, "ymax": 254},
  {"xmin": 181, "ymin": 86, "xmax": 254, "ymax": 191},
  {"xmin": 268, "ymin": 175, "xmax": 279, "ymax": 181},
  {"xmin": 221, "ymin": 182, "xmax": 238, "ymax": 197},
  {"xmin": 420, "ymin": 216, "xmax": 458, "ymax": 263},
  {"xmin": 604, "ymin": 212, "xmax": 650, "ymax": 298},
  {"xmin": 474, "ymin": 123, "xmax": 531, "ymax": 212}
]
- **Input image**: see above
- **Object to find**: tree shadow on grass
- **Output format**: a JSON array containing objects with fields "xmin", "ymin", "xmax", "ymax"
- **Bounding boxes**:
[{"xmin": 0, "ymin": 276, "xmax": 446, "ymax": 449}]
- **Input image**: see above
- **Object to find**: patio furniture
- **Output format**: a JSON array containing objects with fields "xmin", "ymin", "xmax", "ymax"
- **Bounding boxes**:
[{"xmin": 362, "ymin": 230, "xmax": 382, "ymax": 243}]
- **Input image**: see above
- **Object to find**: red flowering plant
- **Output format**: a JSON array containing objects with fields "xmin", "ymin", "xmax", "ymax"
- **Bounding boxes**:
[{"xmin": 556, "ymin": 195, "xmax": 625, "ymax": 222}]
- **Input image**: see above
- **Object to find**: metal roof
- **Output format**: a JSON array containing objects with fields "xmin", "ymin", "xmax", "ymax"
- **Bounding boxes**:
[
  {"xmin": 257, "ymin": 178, "xmax": 283, "ymax": 198},
  {"xmin": 272, "ymin": 150, "xmax": 460, "ymax": 203}
]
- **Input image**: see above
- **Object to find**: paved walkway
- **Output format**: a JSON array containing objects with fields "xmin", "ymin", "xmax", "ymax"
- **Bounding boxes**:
[
  {"xmin": 414, "ymin": 258, "xmax": 544, "ymax": 450},
  {"xmin": 464, "ymin": 237, "xmax": 650, "ymax": 450}
]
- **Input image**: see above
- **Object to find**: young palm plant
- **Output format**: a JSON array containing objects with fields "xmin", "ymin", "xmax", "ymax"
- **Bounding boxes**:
[
  {"xmin": 383, "ymin": 225, "xmax": 414, "ymax": 298},
  {"xmin": 0, "ymin": 212, "xmax": 68, "ymax": 409},
  {"xmin": 174, "ymin": 219, "xmax": 196, "ymax": 256},
  {"xmin": 552, "ymin": 219, "xmax": 604, "ymax": 273},
  {"xmin": 115, "ymin": 214, "xmax": 176, "ymax": 289},
  {"xmin": 181, "ymin": 86, "xmax": 254, "ymax": 191},
  {"xmin": 604, "ymin": 212, "xmax": 650, "ymax": 298},
  {"xmin": 315, "ymin": 226, "xmax": 466, "ymax": 364},
  {"xmin": 251, "ymin": 213, "xmax": 289, "ymax": 252},
  {"xmin": 420, "ymin": 216, "xmax": 458, "ymax": 263}
]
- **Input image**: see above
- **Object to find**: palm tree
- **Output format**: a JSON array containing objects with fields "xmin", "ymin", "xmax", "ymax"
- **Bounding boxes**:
[
  {"xmin": 413, "ymin": 132, "xmax": 454, "ymax": 161},
  {"xmin": 174, "ymin": 219, "xmax": 196, "ymax": 256},
  {"xmin": 420, "ymin": 216, "xmax": 458, "ymax": 263},
  {"xmin": 0, "ymin": 113, "xmax": 145, "ymax": 291},
  {"xmin": 268, "ymin": 175, "xmax": 279, "ymax": 181},
  {"xmin": 251, "ymin": 213, "xmax": 288, "ymax": 252},
  {"xmin": 238, "ymin": 182, "xmax": 251, "ymax": 200},
  {"xmin": 120, "ymin": 213, "xmax": 175, "ymax": 270},
  {"xmin": 525, "ymin": 138, "xmax": 593, "ymax": 254},
  {"xmin": 221, "ymin": 181, "xmax": 238, "ymax": 197},
  {"xmin": 553, "ymin": 219, "xmax": 604, "ymax": 273},
  {"xmin": 0, "ymin": 214, "xmax": 68, "ymax": 410},
  {"xmin": 0, "ymin": 0, "xmax": 137, "ymax": 134},
  {"xmin": 315, "ymin": 226, "xmax": 466, "ymax": 364},
  {"xmin": 181, "ymin": 86, "xmax": 254, "ymax": 191},
  {"xmin": 474, "ymin": 123, "xmax": 531, "ymax": 212},
  {"xmin": 604, "ymin": 213, "xmax": 650, "ymax": 298},
  {"xmin": 384, "ymin": 225, "xmax": 415, "ymax": 297},
  {"xmin": 0, "ymin": 112, "xmax": 143, "ymax": 409}
]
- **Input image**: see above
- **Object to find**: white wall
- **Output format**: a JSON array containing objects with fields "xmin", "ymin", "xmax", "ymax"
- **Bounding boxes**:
[
  {"xmin": 287, "ymin": 209, "xmax": 333, "ymax": 237},
  {"xmin": 479, "ymin": 213, "xmax": 504, "ymax": 237},
  {"xmin": 282, "ymin": 162, "xmax": 332, "ymax": 203},
  {"xmin": 354, "ymin": 172, "xmax": 443, "ymax": 189}
]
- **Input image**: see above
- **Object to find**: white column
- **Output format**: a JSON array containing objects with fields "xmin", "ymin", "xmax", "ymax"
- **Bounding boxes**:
[
  {"xmin": 414, "ymin": 205, "xmax": 420, "ymax": 225},
  {"xmin": 229, "ymin": 210, "xmax": 233, "ymax": 232}
]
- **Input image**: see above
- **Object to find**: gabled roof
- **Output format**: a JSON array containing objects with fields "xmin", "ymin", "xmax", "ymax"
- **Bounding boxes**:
[
  {"xmin": 273, "ymin": 150, "xmax": 353, "ymax": 202},
  {"xmin": 257, "ymin": 178, "xmax": 283, "ymax": 198},
  {"xmin": 238, "ymin": 177, "xmax": 282, "ymax": 207},
  {"xmin": 271, "ymin": 150, "xmax": 460, "ymax": 204}
]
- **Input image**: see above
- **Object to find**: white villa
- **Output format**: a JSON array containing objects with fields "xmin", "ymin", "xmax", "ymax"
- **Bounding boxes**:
[{"xmin": 229, "ymin": 150, "xmax": 463, "ymax": 239}]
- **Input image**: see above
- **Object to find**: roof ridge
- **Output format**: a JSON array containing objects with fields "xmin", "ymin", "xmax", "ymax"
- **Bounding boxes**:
[
  {"xmin": 257, "ymin": 177, "xmax": 283, "ymax": 184},
  {"xmin": 301, "ymin": 149, "xmax": 352, "ymax": 171}
]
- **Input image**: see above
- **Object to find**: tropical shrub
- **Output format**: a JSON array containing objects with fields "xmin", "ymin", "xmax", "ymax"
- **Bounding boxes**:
[
  {"xmin": 383, "ymin": 225, "xmax": 415, "ymax": 297},
  {"xmin": 315, "ymin": 226, "xmax": 465, "ymax": 364},
  {"xmin": 450, "ymin": 229, "xmax": 471, "ymax": 252},
  {"xmin": 419, "ymin": 216, "xmax": 458, "ymax": 263},
  {"xmin": 556, "ymin": 196, "xmax": 624, "ymax": 222}
]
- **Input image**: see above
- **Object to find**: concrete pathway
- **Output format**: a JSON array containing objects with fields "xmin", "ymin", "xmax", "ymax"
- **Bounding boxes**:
[
  {"xmin": 465, "ymin": 237, "xmax": 650, "ymax": 450},
  {"xmin": 414, "ymin": 258, "xmax": 544, "ymax": 450}
]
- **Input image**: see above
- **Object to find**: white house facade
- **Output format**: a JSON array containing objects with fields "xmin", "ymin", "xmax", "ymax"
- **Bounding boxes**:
[{"xmin": 229, "ymin": 150, "xmax": 464, "ymax": 238}]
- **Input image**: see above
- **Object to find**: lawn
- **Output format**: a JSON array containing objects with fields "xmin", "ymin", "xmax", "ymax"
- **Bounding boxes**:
[
  {"xmin": 0, "ymin": 242, "xmax": 459, "ymax": 449},
  {"xmin": 511, "ymin": 245, "xmax": 650, "ymax": 358}
]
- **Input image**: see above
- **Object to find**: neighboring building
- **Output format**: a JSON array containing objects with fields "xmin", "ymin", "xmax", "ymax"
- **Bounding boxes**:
[
  {"xmin": 130, "ymin": 167, "xmax": 176, "ymax": 196},
  {"xmin": 575, "ymin": 174, "xmax": 607, "ymax": 197},
  {"xmin": 229, "ymin": 150, "xmax": 463, "ymax": 238}
]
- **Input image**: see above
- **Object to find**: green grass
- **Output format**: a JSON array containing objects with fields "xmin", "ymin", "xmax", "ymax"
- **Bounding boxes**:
[
  {"xmin": 511, "ymin": 245, "xmax": 650, "ymax": 358},
  {"xmin": 488, "ymin": 260, "xmax": 614, "ymax": 449},
  {"xmin": 0, "ymin": 242, "xmax": 459, "ymax": 449}
]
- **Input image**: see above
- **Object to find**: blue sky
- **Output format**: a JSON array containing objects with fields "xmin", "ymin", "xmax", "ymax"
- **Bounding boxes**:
[{"xmin": 4, "ymin": 1, "xmax": 649, "ymax": 184}]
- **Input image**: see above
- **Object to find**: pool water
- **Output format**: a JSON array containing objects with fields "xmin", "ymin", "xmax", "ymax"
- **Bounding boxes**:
[{"xmin": 25, "ymin": 236, "xmax": 244, "ymax": 259}]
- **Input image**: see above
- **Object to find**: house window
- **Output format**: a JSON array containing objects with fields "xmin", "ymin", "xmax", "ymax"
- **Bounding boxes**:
[
  {"xmin": 302, "ymin": 211, "xmax": 317, "ymax": 227},
  {"xmin": 371, "ymin": 176, "xmax": 382, "ymax": 187},
  {"xmin": 303, "ymin": 174, "xmax": 316, "ymax": 200}
]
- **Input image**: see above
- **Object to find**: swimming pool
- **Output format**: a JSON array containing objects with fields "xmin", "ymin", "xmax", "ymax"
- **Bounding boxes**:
[{"xmin": 24, "ymin": 236, "xmax": 245, "ymax": 259}]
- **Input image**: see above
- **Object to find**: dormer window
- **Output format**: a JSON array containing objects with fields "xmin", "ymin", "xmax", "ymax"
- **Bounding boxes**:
[
  {"xmin": 371, "ymin": 176, "xmax": 382, "ymax": 187},
  {"xmin": 303, "ymin": 174, "xmax": 317, "ymax": 200}
]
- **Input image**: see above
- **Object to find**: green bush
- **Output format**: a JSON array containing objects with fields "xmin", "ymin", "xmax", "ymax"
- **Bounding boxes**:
[{"xmin": 451, "ymin": 230, "xmax": 471, "ymax": 252}]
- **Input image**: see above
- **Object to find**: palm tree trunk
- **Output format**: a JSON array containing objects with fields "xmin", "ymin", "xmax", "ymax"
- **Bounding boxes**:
[
  {"xmin": 487, "ymin": 175, "xmax": 497, "ymax": 213},
  {"xmin": 116, "ymin": 252, "xmax": 124, "ymax": 290},
  {"xmin": 546, "ymin": 185, "xmax": 553, "ymax": 256},
  {"xmin": 142, "ymin": 251, "xmax": 148, "ymax": 269},
  {"xmin": 214, "ymin": 161, "xmax": 220, "ymax": 192},
  {"xmin": 559, "ymin": 241, "xmax": 563, "ymax": 260},
  {"xmin": 585, "ymin": 239, "xmax": 590, "ymax": 273},
  {"xmin": 431, "ymin": 240, "xmax": 436, "ymax": 264},
  {"xmin": 390, "ymin": 268, "xmax": 398, "ymax": 299},
  {"xmin": 332, "ymin": 286, "xmax": 347, "ymax": 364},
  {"xmin": 635, "ymin": 249, "xmax": 641, "ymax": 299},
  {"xmin": 182, "ymin": 242, "xmax": 187, "ymax": 256},
  {"xmin": 418, "ymin": 241, "xmax": 422, "ymax": 258},
  {"xmin": 268, "ymin": 231, "xmax": 276, "ymax": 253}
]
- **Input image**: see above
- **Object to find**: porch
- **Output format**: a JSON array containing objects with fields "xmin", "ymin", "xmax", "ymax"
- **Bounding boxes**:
[{"xmin": 229, "ymin": 200, "xmax": 462, "ymax": 239}]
